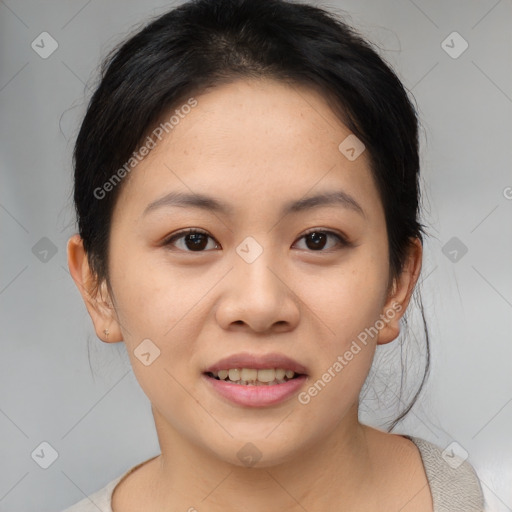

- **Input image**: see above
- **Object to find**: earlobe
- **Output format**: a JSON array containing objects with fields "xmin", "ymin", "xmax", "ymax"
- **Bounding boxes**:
[
  {"xmin": 66, "ymin": 234, "xmax": 123, "ymax": 343},
  {"xmin": 376, "ymin": 238, "xmax": 423, "ymax": 345}
]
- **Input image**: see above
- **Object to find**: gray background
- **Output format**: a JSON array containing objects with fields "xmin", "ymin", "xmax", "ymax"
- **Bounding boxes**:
[{"xmin": 1, "ymin": 0, "xmax": 511, "ymax": 510}]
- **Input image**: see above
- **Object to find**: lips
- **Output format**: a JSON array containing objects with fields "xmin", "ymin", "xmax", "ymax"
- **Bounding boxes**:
[
  {"xmin": 203, "ymin": 373, "xmax": 308, "ymax": 407},
  {"xmin": 203, "ymin": 352, "xmax": 309, "ymax": 375}
]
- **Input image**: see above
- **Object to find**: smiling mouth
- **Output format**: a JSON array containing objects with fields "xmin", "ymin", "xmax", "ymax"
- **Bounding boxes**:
[{"xmin": 204, "ymin": 368, "xmax": 304, "ymax": 386}]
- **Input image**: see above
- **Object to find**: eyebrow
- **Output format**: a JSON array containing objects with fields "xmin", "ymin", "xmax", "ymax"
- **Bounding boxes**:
[{"xmin": 142, "ymin": 189, "xmax": 365, "ymax": 218}]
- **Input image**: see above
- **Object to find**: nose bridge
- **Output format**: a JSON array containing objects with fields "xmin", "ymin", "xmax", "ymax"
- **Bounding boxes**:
[
  {"xmin": 233, "ymin": 235, "xmax": 283, "ymax": 302},
  {"xmin": 215, "ymin": 235, "xmax": 299, "ymax": 332}
]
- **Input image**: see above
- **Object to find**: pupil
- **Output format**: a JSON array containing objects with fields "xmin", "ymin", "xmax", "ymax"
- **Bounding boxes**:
[
  {"xmin": 187, "ymin": 233, "xmax": 207, "ymax": 251},
  {"xmin": 307, "ymin": 232, "xmax": 326, "ymax": 250}
]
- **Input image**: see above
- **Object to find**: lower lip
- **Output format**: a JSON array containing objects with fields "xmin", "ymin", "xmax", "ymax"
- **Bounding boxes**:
[{"xmin": 202, "ymin": 374, "xmax": 308, "ymax": 407}]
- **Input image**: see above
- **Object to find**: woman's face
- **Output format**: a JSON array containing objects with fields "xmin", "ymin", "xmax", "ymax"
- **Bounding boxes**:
[{"xmin": 89, "ymin": 78, "xmax": 409, "ymax": 466}]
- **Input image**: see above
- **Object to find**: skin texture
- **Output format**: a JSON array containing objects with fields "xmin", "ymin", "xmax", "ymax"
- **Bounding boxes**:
[{"xmin": 67, "ymin": 78, "xmax": 431, "ymax": 511}]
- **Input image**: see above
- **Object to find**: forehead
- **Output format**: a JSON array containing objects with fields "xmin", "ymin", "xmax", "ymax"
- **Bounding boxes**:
[{"xmin": 114, "ymin": 78, "xmax": 381, "ymax": 221}]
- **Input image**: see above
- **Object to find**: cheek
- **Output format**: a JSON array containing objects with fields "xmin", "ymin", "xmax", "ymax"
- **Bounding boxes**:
[
  {"xmin": 293, "ymin": 250, "xmax": 388, "ymax": 409},
  {"xmin": 110, "ymin": 246, "xmax": 192, "ymax": 334},
  {"xmin": 108, "ymin": 259, "xmax": 202, "ymax": 391},
  {"xmin": 296, "ymin": 255, "xmax": 388, "ymax": 347},
  {"xmin": 111, "ymin": 267, "xmax": 204, "ymax": 421},
  {"xmin": 296, "ymin": 266, "xmax": 383, "ymax": 415}
]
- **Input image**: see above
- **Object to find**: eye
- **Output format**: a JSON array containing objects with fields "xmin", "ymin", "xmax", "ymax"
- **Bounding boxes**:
[
  {"xmin": 162, "ymin": 228, "xmax": 350, "ymax": 253},
  {"xmin": 162, "ymin": 229, "xmax": 220, "ymax": 252},
  {"xmin": 294, "ymin": 228, "xmax": 349, "ymax": 251}
]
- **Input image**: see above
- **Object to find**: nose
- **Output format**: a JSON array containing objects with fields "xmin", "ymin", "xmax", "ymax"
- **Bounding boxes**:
[{"xmin": 215, "ymin": 245, "xmax": 300, "ymax": 334}]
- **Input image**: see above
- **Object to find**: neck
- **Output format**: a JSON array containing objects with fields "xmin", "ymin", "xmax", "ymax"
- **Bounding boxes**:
[{"xmin": 149, "ymin": 404, "xmax": 377, "ymax": 511}]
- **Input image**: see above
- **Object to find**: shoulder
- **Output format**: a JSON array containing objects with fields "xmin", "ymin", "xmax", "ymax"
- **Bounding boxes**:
[
  {"xmin": 404, "ymin": 435, "xmax": 486, "ymax": 512},
  {"xmin": 59, "ymin": 475, "xmax": 123, "ymax": 512},
  {"xmin": 60, "ymin": 455, "xmax": 159, "ymax": 512}
]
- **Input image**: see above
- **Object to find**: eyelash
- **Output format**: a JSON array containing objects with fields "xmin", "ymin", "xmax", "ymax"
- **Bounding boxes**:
[{"xmin": 162, "ymin": 227, "xmax": 351, "ymax": 252}]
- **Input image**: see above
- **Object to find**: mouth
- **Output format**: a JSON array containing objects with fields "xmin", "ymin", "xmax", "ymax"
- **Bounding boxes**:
[
  {"xmin": 204, "ymin": 368, "xmax": 306, "ymax": 386},
  {"xmin": 202, "ymin": 369, "xmax": 308, "ymax": 407},
  {"xmin": 202, "ymin": 353, "xmax": 309, "ymax": 406}
]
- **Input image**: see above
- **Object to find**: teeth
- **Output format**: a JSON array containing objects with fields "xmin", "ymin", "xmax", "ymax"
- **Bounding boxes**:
[
  {"xmin": 228, "ymin": 369, "xmax": 240, "ymax": 381},
  {"xmin": 257, "ymin": 369, "xmax": 275, "ymax": 383},
  {"xmin": 240, "ymin": 368, "xmax": 258, "ymax": 381},
  {"xmin": 209, "ymin": 368, "xmax": 297, "ymax": 385}
]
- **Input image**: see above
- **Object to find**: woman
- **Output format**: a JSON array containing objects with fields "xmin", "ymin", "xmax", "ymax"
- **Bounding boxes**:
[{"xmin": 64, "ymin": 0, "xmax": 485, "ymax": 510}]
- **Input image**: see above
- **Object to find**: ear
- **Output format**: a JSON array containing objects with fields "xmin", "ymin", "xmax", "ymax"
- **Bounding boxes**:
[
  {"xmin": 376, "ymin": 237, "xmax": 422, "ymax": 345},
  {"xmin": 67, "ymin": 234, "xmax": 123, "ymax": 343}
]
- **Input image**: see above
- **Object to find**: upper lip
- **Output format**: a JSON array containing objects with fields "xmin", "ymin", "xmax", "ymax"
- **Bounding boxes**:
[{"xmin": 203, "ymin": 352, "xmax": 308, "ymax": 375}]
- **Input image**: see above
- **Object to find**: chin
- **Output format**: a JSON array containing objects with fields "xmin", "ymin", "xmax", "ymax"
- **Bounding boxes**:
[{"xmin": 198, "ymin": 428, "xmax": 314, "ymax": 469}]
